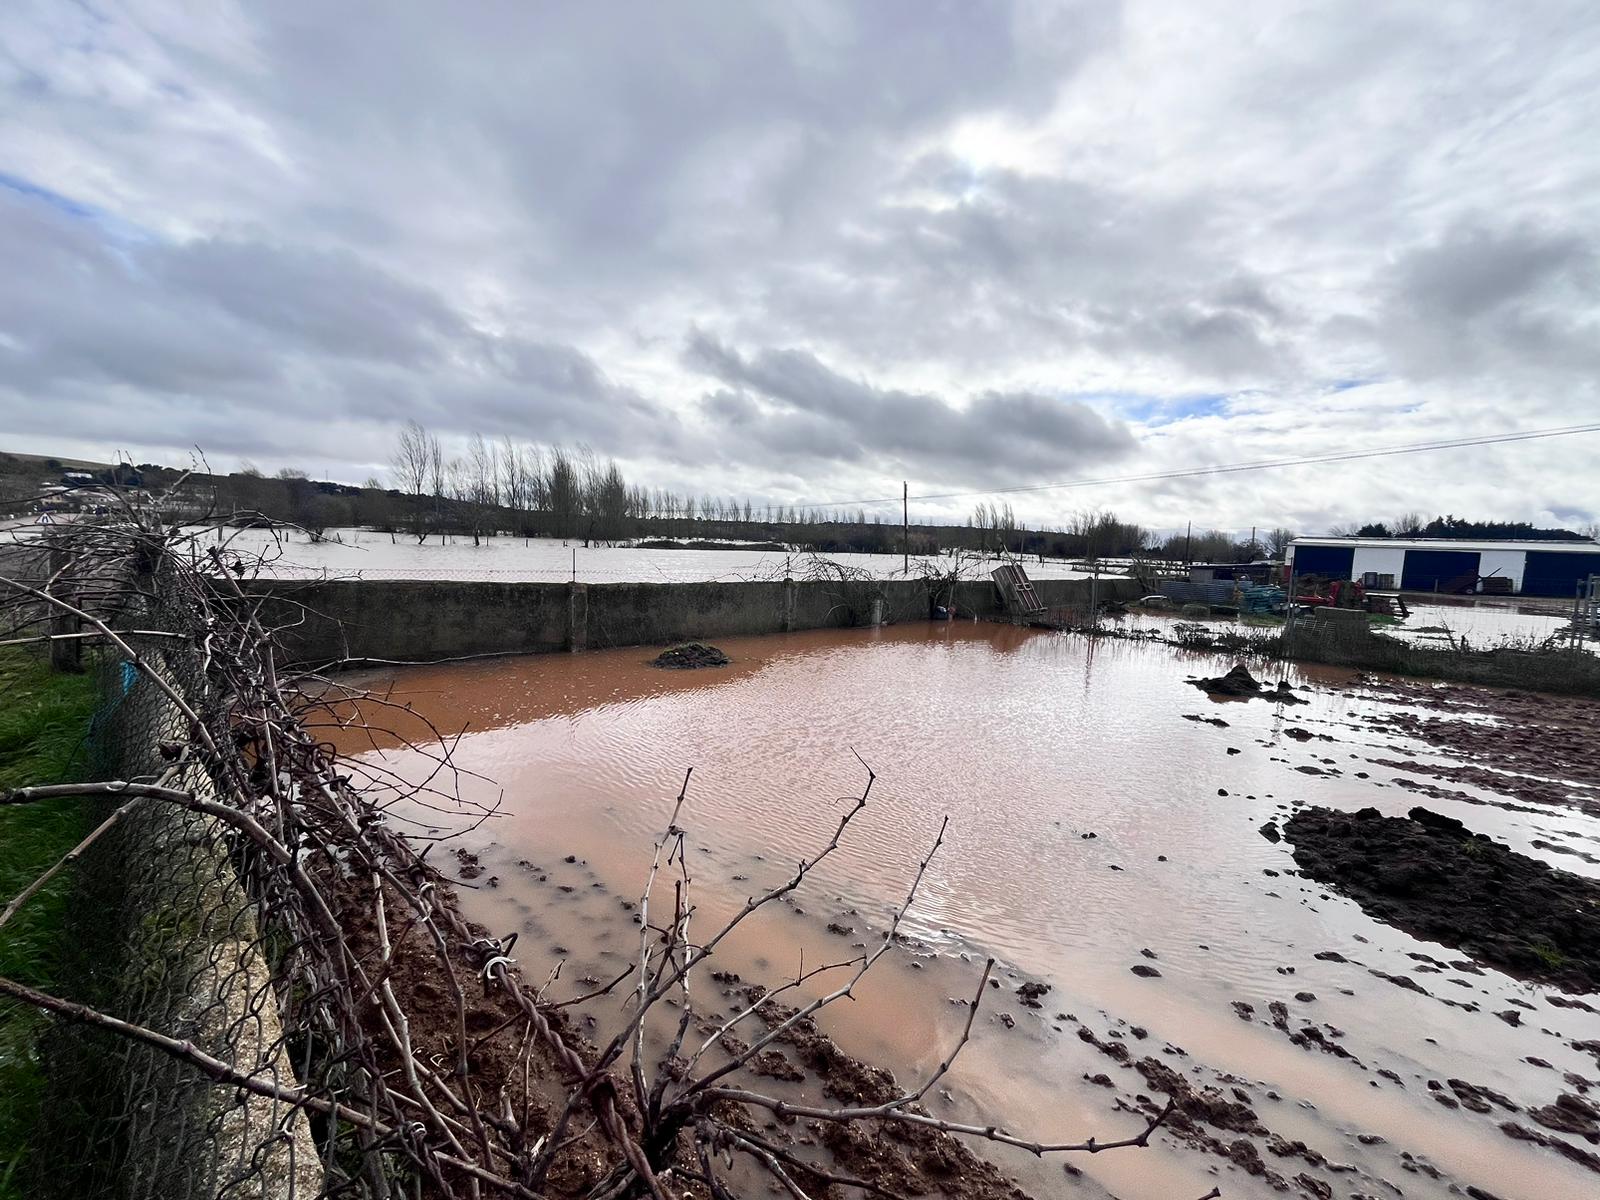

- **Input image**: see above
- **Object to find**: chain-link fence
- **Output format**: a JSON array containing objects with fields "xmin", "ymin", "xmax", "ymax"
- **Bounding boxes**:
[
  {"xmin": 8, "ymin": 538, "xmax": 322, "ymax": 1199},
  {"xmin": 1, "ymin": 509, "xmax": 1177, "ymax": 1200}
]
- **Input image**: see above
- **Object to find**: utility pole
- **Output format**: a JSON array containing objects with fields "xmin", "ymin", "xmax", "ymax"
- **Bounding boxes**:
[
  {"xmin": 1185, "ymin": 520, "xmax": 1192, "ymax": 565},
  {"xmin": 902, "ymin": 481, "xmax": 909, "ymax": 575}
]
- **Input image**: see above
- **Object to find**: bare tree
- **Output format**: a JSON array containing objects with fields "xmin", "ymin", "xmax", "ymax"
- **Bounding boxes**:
[
  {"xmin": 390, "ymin": 420, "xmax": 439, "ymax": 542},
  {"xmin": 546, "ymin": 445, "xmax": 581, "ymax": 539}
]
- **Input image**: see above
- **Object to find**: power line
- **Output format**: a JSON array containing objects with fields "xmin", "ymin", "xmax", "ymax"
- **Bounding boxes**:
[{"xmin": 754, "ymin": 422, "xmax": 1600, "ymax": 515}]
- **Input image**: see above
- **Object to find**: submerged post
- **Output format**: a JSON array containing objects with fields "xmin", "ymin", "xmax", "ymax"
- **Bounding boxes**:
[
  {"xmin": 782, "ymin": 576, "xmax": 796, "ymax": 633},
  {"xmin": 567, "ymin": 581, "xmax": 588, "ymax": 652}
]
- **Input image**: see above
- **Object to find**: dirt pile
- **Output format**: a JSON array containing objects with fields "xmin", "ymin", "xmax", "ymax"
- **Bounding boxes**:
[
  {"xmin": 651, "ymin": 642, "xmax": 731, "ymax": 669},
  {"xmin": 1189, "ymin": 663, "xmax": 1308, "ymax": 704},
  {"xmin": 737, "ymin": 984, "xmax": 1033, "ymax": 1200},
  {"xmin": 1285, "ymin": 806, "xmax": 1600, "ymax": 993}
]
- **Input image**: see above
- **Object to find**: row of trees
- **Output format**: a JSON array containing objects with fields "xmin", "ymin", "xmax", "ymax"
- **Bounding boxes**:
[
  {"xmin": 389, "ymin": 422, "xmax": 908, "ymax": 544},
  {"xmin": 1329, "ymin": 512, "xmax": 1599, "ymax": 541},
  {"xmin": 967, "ymin": 502, "xmax": 1159, "ymax": 560},
  {"xmin": 1149, "ymin": 526, "xmax": 1295, "ymax": 563},
  {"xmin": 133, "ymin": 421, "xmax": 1305, "ymax": 560}
]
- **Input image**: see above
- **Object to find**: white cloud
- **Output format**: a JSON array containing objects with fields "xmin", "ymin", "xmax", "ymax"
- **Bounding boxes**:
[{"xmin": 1, "ymin": 0, "xmax": 1597, "ymax": 534}]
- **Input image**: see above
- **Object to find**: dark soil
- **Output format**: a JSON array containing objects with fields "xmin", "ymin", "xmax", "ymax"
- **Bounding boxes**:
[
  {"xmin": 1285, "ymin": 806, "xmax": 1600, "ymax": 993},
  {"xmin": 737, "ymin": 985, "xmax": 1031, "ymax": 1200},
  {"xmin": 1358, "ymin": 680, "xmax": 1600, "ymax": 817},
  {"xmin": 651, "ymin": 642, "xmax": 732, "ymax": 669},
  {"xmin": 1189, "ymin": 663, "xmax": 1308, "ymax": 704},
  {"xmin": 329, "ymin": 872, "xmax": 614, "ymax": 1198}
]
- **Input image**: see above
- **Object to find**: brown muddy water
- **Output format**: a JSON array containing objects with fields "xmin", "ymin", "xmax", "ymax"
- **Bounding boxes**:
[{"xmin": 337, "ymin": 622, "xmax": 1600, "ymax": 1200}]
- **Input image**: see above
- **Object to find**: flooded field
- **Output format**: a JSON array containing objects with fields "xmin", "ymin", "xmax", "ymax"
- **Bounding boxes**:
[
  {"xmin": 340, "ymin": 623, "xmax": 1600, "ymax": 1200},
  {"xmin": 1386, "ymin": 600, "xmax": 1581, "ymax": 650},
  {"xmin": 186, "ymin": 526, "xmax": 1108, "ymax": 584}
]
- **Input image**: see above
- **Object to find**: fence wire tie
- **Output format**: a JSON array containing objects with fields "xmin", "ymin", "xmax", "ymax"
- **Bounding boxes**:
[{"xmin": 481, "ymin": 954, "xmax": 516, "ymax": 980}]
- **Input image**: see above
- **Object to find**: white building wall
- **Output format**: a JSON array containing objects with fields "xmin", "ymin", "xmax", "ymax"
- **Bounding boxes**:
[
  {"xmin": 1476, "ymin": 549, "xmax": 1527, "ymax": 593},
  {"xmin": 1350, "ymin": 545, "xmax": 1407, "ymax": 584}
]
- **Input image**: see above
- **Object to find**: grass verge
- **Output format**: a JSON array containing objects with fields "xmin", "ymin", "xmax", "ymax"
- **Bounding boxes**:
[{"xmin": 0, "ymin": 649, "xmax": 98, "ymax": 1197}]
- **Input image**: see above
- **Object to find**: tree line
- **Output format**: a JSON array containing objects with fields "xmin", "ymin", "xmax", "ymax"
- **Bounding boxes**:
[
  {"xmin": 1328, "ymin": 512, "xmax": 1598, "ymax": 542},
  {"xmin": 84, "ymin": 425, "xmax": 1302, "ymax": 562}
]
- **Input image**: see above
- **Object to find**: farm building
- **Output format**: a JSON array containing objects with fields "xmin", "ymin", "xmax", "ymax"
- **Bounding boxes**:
[{"xmin": 1287, "ymin": 536, "xmax": 1600, "ymax": 598}]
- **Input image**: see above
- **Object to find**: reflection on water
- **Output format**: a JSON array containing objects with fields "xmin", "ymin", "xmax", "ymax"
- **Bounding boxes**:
[{"xmin": 340, "ymin": 623, "xmax": 1600, "ymax": 1200}]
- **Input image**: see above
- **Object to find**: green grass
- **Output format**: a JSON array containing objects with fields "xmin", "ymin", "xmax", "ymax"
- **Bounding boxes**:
[
  {"xmin": 1529, "ymin": 940, "xmax": 1569, "ymax": 970},
  {"xmin": 0, "ymin": 649, "xmax": 99, "ymax": 1196}
]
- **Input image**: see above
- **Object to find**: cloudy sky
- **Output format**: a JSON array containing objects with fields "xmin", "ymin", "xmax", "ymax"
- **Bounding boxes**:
[{"xmin": 2, "ymin": 1, "xmax": 1597, "ymax": 535}]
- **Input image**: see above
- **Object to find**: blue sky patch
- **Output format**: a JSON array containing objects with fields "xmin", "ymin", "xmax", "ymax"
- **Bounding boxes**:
[{"xmin": 0, "ymin": 170, "xmax": 98, "ymax": 220}]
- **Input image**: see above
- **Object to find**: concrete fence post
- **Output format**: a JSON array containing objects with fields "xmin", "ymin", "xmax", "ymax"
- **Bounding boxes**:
[
  {"xmin": 567, "ymin": 582, "xmax": 588, "ymax": 652},
  {"xmin": 48, "ymin": 547, "xmax": 82, "ymax": 673},
  {"xmin": 870, "ymin": 596, "xmax": 883, "ymax": 627},
  {"xmin": 782, "ymin": 577, "xmax": 796, "ymax": 632}
]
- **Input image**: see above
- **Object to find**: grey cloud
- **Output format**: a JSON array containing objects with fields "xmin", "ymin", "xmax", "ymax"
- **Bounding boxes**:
[
  {"xmin": 1381, "ymin": 222, "xmax": 1600, "ymax": 379},
  {"xmin": 735, "ymin": 153, "xmax": 1302, "ymax": 384},
  {"xmin": 3, "ymin": 1, "xmax": 1600, "ymax": 531},
  {"xmin": 684, "ymin": 332, "xmax": 1137, "ymax": 483},
  {"xmin": 1398, "ymin": 225, "xmax": 1587, "ymax": 321},
  {"xmin": 0, "ymin": 186, "xmax": 679, "ymax": 461},
  {"xmin": 154, "ymin": 239, "xmax": 470, "ymax": 365}
]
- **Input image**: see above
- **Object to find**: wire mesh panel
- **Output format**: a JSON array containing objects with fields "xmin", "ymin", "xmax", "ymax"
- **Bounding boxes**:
[
  {"xmin": 2, "ymin": 510, "xmax": 1183, "ymax": 1200},
  {"xmin": 16, "ymin": 569, "xmax": 321, "ymax": 1199}
]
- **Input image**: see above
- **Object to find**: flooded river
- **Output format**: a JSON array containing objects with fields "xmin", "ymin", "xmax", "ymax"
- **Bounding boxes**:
[{"xmin": 341, "ymin": 623, "xmax": 1600, "ymax": 1200}]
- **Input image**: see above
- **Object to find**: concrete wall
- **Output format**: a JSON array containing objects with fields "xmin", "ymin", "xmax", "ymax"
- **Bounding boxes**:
[{"xmin": 256, "ymin": 574, "xmax": 1140, "ymax": 666}]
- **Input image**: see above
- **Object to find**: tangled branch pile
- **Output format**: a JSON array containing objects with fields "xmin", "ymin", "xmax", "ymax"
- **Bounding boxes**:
[{"xmin": 0, "ymin": 497, "xmax": 1176, "ymax": 1198}]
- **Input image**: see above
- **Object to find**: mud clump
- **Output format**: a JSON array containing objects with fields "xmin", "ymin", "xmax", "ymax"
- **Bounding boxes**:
[
  {"xmin": 1015, "ymin": 981, "xmax": 1051, "ymax": 1008},
  {"xmin": 1189, "ymin": 663, "xmax": 1308, "ymax": 704},
  {"xmin": 738, "ymin": 985, "xmax": 1032, "ymax": 1200},
  {"xmin": 651, "ymin": 642, "xmax": 731, "ymax": 669},
  {"xmin": 1286, "ymin": 805, "xmax": 1600, "ymax": 992},
  {"xmin": 1530, "ymin": 1092, "xmax": 1600, "ymax": 1140},
  {"xmin": 1136, "ymin": 1056, "xmax": 1264, "ymax": 1135}
]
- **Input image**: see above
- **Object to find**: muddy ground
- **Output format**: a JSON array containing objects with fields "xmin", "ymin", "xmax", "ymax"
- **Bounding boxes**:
[
  {"xmin": 1285, "ymin": 805, "xmax": 1600, "ymax": 993},
  {"xmin": 347, "ymin": 625, "xmax": 1600, "ymax": 1200},
  {"xmin": 333, "ymin": 861, "xmax": 1039, "ymax": 1200},
  {"xmin": 1357, "ymin": 680, "xmax": 1600, "ymax": 809}
]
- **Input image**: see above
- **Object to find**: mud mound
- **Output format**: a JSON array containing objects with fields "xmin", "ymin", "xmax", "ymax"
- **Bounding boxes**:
[
  {"xmin": 1190, "ymin": 663, "xmax": 1308, "ymax": 704},
  {"xmin": 1286, "ymin": 806, "xmax": 1600, "ymax": 993},
  {"xmin": 738, "ymin": 985, "xmax": 1031, "ymax": 1200},
  {"xmin": 651, "ymin": 642, "xmax": 731, "ymax": 669}
]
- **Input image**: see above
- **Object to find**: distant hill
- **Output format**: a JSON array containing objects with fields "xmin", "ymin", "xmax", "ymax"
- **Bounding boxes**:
[{"xmin": 0, "ymin": 449, "xmax": 114, "ymax": 474}]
